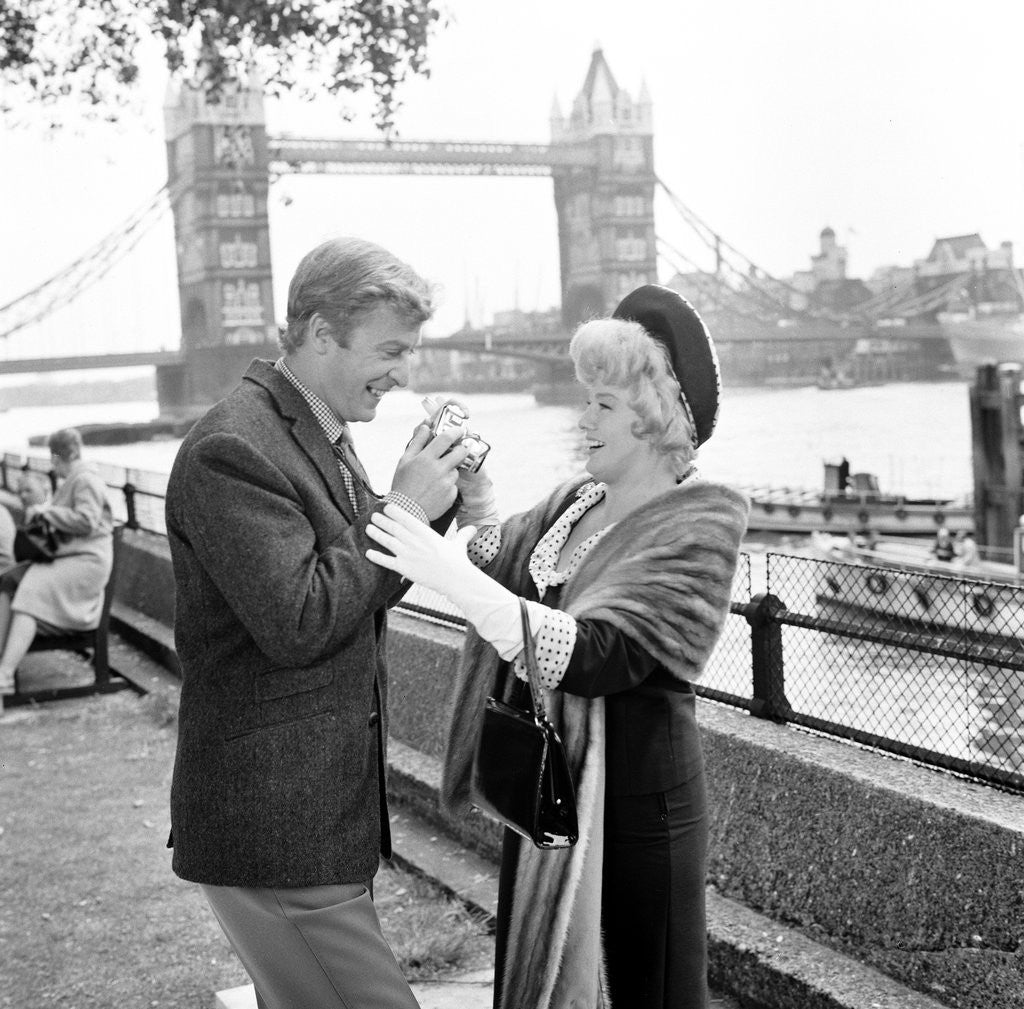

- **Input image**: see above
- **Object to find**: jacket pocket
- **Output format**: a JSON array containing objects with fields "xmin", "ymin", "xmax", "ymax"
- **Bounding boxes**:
[
  {"xmin": 222, "ymin": 667, "xmax": 335, "ymax": 740},
  {"xmin": 255, "ymin": 666, "xmax": 332, "ymax": 701},
  {"xmin": 225, "ymin": 708, "xmax": 336, "ymax": 742}
]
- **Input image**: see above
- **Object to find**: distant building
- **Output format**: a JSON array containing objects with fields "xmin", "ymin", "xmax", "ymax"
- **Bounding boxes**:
[
  {"xmin": 865, "ymin": 263, "xmax": 916, "ymax": 297},
  {"xmin": 789, "ymin": 227, "xmax": 872, "ymax": 313},
  {"xmin": 915, "ymin": 234, "xmax": 1014, "ymax": 278},
  {"xmin": 910, "ymin": 235, "xmax": 1020, "ymax": 319},
  {"xmin": 791, "ymin": 226, "xmax": 847, "ymax": 291}
]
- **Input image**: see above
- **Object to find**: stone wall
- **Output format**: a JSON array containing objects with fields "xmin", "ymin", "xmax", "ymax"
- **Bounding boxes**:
[{"xmin": 701, "ymin": 704, "xmax": 1024, "ymax": 1009}]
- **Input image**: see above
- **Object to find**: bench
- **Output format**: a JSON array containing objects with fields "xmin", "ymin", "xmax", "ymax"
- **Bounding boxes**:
[{"xmin": 9, "ymin": 524, "xmax": 135, "ymax": 705}]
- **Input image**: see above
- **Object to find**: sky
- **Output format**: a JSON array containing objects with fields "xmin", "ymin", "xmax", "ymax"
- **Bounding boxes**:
[{"xmin": 1, "ymin": 0, "xmax": 1023, "ymax": 357}]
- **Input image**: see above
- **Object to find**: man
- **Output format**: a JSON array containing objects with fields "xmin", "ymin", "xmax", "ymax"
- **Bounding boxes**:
[{"xmin": 165, "ymin": 237, "xmax": 470, "ymax": 1009}]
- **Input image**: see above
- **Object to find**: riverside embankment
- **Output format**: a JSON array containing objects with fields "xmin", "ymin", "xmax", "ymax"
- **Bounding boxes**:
[{"xmin": 103, "ymin": 526, "xmax": 1024, "ymax": 1009}]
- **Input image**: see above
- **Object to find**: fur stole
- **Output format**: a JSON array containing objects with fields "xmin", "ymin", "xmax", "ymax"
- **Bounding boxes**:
[{"xmin": 441, "ymin": 476, "xmax": 749, "ymax": 1009}]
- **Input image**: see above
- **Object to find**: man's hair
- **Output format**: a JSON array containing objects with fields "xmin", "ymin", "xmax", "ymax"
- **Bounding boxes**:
[
  {"xmin": 279, "ymin": 237, "xmax": 435, "ymax": 352},
  {"xmin": 570, "ymin": 318, "xmax": 696, "ymax": 475},
  {"xmin": 47, "ymin": 427, "xmax": 83, "ymax": 462}
]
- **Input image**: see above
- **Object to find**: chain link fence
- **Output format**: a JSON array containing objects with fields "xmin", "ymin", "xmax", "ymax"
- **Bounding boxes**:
[{"xmin": 699, "ymin": 551, "xmax": 1024, "ymax": 793}]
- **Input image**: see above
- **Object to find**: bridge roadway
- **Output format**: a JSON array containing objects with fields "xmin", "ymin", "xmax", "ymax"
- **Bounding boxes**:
[
  {"xmin": 0, "ymin": 341, "xmax": 565, "ymax": 375},
  {"xmin": 0, "ymin": 320, "xmax": 951, "ymax": 375},
  {"xmin": 0, "ymin": 350, "xmax": 183, "ymax": 375},
  {"xmin": 268, "ymin": 137, "xmax": 595, "ymax": 176}
]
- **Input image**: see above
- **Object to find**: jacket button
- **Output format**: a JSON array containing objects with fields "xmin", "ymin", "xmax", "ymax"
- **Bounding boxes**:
[{"xmin": 368, "ymin": 711, "xmax": 380, "ymax": 728}]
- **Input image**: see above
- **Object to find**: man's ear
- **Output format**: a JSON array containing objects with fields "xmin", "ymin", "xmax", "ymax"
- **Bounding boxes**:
[{"xmin": 307, "ymin": 313, "xmax": 334, "ymax": 354}]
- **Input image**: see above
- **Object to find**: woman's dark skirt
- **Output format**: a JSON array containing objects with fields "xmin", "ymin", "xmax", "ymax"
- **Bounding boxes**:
[{"xmin": 493, "ymin": 768, "xmax": 709, "ymax": 1009}]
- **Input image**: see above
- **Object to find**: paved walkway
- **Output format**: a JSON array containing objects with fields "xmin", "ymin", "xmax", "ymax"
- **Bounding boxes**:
[
  {"xmin": 215, "ymin": 970, "xmax": 495, "ymax": 1009},
  {"xmin": 216, "ymin": 970, "xmax": 744, "ymax": 1009}
]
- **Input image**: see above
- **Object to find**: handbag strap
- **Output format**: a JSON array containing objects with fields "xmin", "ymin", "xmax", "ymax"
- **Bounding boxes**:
[{"xmin": 518, "ymin": 598, "xmax": 550, "ymax": 726}]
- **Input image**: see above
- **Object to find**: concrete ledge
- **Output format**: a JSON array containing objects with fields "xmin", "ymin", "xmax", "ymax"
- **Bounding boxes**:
[
  {"xmin": 389, "ymin": 737, "xmax": 504, "ymax": 867},
  {"xmin": 116, "ymin": 528, "xmax": 176, "ymax": 626},
  {"xmin": 386, "ymin": 611, "xmax": 467, "ymax": 762},
  {"xmin": 705, "ymin": 889, "xmax": 949, "ymax": 1009},
  {"xmin": 111, "ymin": 601, "xmax": 180, "ymax": 678}
]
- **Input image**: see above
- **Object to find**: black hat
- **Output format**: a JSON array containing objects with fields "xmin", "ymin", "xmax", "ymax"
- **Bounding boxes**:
[{"xmin": 612, "ymin": 284, "xmax": 721, "ymax": 446}]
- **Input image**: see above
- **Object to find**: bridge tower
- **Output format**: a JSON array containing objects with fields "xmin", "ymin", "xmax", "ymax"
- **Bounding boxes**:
[
  {"xmin": 550, "ymin": 49, "xmax": 658, "ymax": 327},
  {"xmin": 159, "ymin": 79, "xmax": 279, "ymax": 414}
]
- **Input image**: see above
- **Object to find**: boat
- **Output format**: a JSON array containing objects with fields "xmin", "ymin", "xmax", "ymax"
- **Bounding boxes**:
[
  {"xmin": 938, "ymin": 304, "xmax": 1024, "ymax": 370},
  {"xmin": 809, "ymin": 532, "xmax": 1024, "ymax": 646},
  {"xmin": 937, "ymin": 267, "xmax": 1024, "ymax": 369},
  {"xmin": 815, "ymin": 364, "xmax": 855, "ymax": 390},
  {"xmin": 742, "ymin": 461, "xmax": 973, "ymax": 538}
]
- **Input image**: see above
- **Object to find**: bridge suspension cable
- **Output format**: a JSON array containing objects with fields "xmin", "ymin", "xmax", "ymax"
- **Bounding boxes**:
[
  {"xmin": 872, "ymin": 273, "xmax": 967, "ymax": 319},
  {"xmin": 656, "ymin": 176, "xmax": 849, "ymax": 323},
  {"xmin": 657, "ymin": 176, "xmax": 980, "ymax": 326},
  {"xmin": 0, "ymin": 186, "xmax": 172, "ymax": 342},
  {"xmin": 656, "ymin": 237, "xmax": 792, "ymax": 322}
]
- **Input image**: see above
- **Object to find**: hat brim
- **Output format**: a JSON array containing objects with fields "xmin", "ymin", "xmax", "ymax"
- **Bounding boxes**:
[{"xmin": 611, "ymin": 285, "xmax": 721, "ymax": 445}]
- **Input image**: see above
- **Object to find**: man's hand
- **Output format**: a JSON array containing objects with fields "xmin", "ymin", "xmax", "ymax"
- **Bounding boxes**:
[{"xmin": 390, "ymin": 425, "xmax": 470, "ymax": 520}]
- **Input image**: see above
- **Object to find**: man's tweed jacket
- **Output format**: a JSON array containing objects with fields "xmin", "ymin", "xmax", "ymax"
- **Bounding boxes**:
[{"xmin": 166, "ymin": 359, "xmax": 437, "ymax": 888}]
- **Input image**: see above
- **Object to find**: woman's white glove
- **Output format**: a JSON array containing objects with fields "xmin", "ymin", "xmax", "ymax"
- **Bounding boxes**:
[
  {"xmin": 366, "ymin": 503, "xmax": 526, "ymax": 659},
  {"xmin": 455, "ymin": 465, "xmax": 500, "ymax": 528},
  {"xmin": 367, "ymin": 502, "xmax": 476, "ymax": 591}
]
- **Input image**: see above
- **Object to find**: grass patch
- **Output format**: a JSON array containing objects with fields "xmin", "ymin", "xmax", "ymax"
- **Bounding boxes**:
[
  {"xmin": 376, "ymin": 869, "xmax": 490, "ymax": 980},
  {"xmin": 0, "ymin": 690, "xmax": 490, "ymax": 1008}
]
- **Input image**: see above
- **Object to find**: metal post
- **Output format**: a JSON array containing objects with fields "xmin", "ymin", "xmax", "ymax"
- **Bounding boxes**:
[
  {"xmin": 122, "ymin": 483, "xmax": 138, "ymax": 530},
  {"xmin": 744, "ymin": 592, "xmax": 792, "ymax": 721}
]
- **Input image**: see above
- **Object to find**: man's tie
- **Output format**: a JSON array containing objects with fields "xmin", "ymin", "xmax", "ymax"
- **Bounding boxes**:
[{"xmin": 332, "ymin": 427, "xmax": 372, "ymax": 515}]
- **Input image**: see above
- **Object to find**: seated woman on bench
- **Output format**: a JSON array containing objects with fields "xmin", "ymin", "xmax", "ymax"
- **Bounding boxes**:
[{"xmin": 0, "ymin": 429, "xmax": 113, "ymax": 711}]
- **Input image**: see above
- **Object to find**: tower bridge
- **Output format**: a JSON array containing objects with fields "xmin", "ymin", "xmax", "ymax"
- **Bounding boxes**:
[
  {"xmin": 0, "ymin": 49, "xmax": 970, "ymax": 409},
  {"xmin": 148, "ymin": 45, "xmax": 659, "ymax": 412}
]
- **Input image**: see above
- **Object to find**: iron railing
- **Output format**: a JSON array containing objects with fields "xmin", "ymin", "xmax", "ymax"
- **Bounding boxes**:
[
  {"xmin": 1, "ymin": 453, "xmax": 169, "ymax": 535},
  {"xmin": 4, "ymin": 451, "xmax": 1021, "ymax": 792}
]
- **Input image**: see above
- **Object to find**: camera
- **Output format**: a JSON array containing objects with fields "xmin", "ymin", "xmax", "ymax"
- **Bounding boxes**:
[{"xmin": 429, "ymin": 401, "xmax": 491, "ymax": 474}]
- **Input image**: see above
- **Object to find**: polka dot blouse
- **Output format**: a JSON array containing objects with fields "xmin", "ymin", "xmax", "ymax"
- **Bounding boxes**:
[{"xmin": 467, "ymin": 482, "xmax": 614, "ymax": 690}]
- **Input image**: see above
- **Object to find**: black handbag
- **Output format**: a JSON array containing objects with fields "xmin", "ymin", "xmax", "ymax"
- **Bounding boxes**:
[
  {"xmin": 471, "ymin": 598, "xmax": 579, "ymax": 849},
  {"xmin": 13, "ymin": 515, "xmax": 60, "ymax": 563}
]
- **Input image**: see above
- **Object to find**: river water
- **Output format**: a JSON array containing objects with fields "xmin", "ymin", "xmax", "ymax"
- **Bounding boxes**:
[{"xmin": 0, "ymin": 379, "xmax": 974, "ymax": 519}]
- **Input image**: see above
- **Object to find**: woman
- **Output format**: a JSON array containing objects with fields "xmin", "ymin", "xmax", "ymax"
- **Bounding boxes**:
[
  {"xmin": 366, "ymin": 286, "xmax": 748, "ymax": 1008},
  {"xmin": 0, "ymin": 428, "xmax": 114, "ymax": 710}
]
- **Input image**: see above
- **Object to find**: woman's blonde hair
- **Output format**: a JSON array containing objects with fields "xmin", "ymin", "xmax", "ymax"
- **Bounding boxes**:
[{"xmin": 569, "ymin": 318, "xmax": 696, "ymax": 474}]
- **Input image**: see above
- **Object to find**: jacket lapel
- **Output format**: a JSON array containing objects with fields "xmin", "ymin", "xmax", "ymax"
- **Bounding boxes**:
[{"xmin": 243, "ymin": 360, "xmax": 356, "ymax": 523}]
